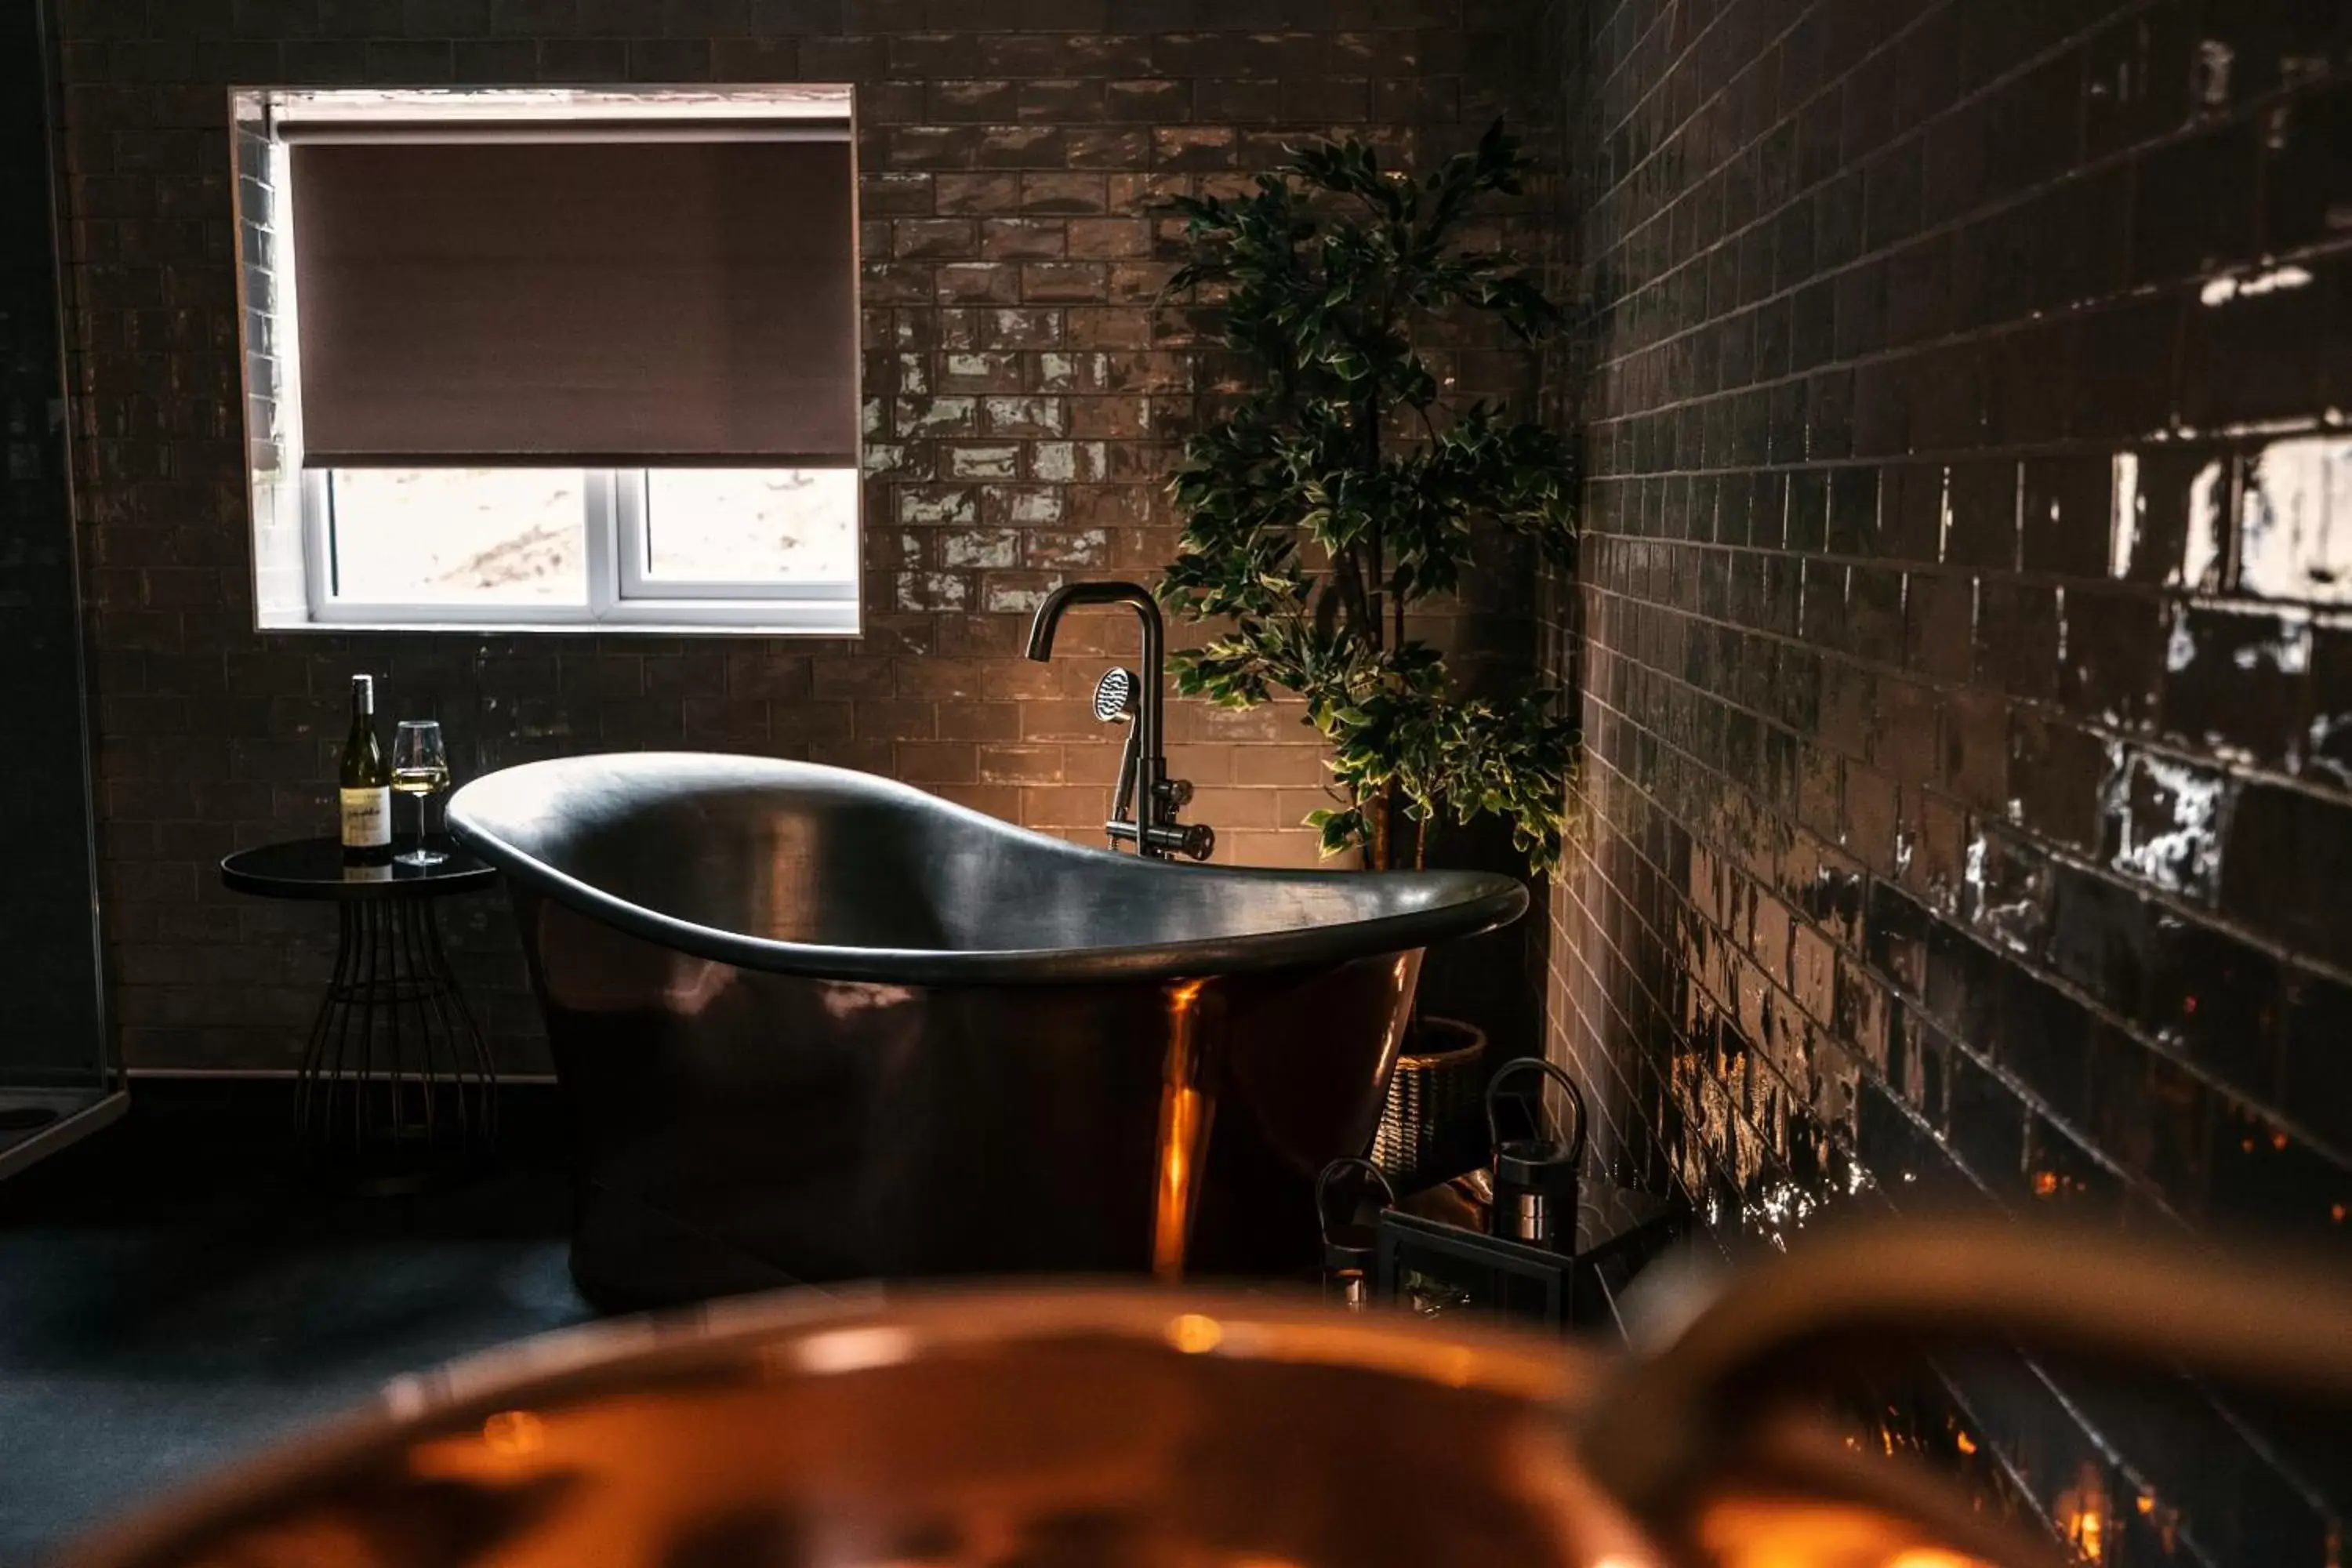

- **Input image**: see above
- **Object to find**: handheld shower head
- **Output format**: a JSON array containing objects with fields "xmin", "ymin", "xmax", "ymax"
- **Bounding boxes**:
[
  {"xmin": 1093, "ymin": 667, "xmax": 1138, "ymax": 725},
  {"xmin": 1094, "ymin": 666, "xmax": 1143, "ymax": 830}
]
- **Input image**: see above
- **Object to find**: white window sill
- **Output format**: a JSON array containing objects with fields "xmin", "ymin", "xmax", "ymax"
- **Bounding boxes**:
[{"xmin": 257, "ymin": 603, "xmax": 862, "ymax": 637}]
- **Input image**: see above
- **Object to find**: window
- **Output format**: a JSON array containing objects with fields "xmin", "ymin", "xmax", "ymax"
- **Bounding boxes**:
[{"xmin": 230, "ymin": 88, "xmax": 862, "ymax": 634}]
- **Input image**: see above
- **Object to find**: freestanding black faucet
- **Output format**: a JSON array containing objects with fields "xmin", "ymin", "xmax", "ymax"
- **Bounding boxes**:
[{"xmin": 1025, "ymin": 581, "xmax": 1214, "ymax": 860}]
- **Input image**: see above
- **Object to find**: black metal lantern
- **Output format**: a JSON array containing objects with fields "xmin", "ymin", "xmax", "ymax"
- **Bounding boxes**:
[
  {"xmin": 1316, "ymin": 1156, "xmax": 1396, "ymax": 1309},
  {"xmin": 1486, "ymin": 1058, "xmax": 1586, "ymax": 1250}
]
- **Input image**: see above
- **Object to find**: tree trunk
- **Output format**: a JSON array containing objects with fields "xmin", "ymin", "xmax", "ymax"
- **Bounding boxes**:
[{"xmin": 1363, "ymin": 783, "xmax": 1390, "ymax": 871}]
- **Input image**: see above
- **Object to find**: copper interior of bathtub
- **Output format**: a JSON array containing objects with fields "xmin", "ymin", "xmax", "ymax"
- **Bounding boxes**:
[{"xmin": 60, "ymin": 1290, "xmax": 2013, "ymax": 1568}]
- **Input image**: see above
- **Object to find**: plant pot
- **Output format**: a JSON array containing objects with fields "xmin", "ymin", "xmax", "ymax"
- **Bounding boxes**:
[{"xmin": 1370, "ymin": 1015, "xmax": 1486, "ymax": 1185}]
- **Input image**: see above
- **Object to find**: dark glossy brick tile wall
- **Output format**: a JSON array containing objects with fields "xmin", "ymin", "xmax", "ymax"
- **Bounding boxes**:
[
  {"xmin": 41, "ymin": 0, "xmax": 1549, "ymax": 1073},
  {"xmin": 5, "ymin": 2, "xmax": 110, "ymax": 1081},
  {"xmin": 1543, "ymin": 0, "xmax": 2352, "ymax": 1559}
]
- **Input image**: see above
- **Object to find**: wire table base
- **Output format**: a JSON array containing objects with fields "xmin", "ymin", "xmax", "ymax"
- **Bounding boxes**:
[{"xmin": 295, "ymin": 894, "xmax": 498, "ymax": 1184}]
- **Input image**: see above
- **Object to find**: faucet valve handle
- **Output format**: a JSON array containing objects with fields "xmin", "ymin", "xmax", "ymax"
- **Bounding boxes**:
[{"xmin": 1127, "ymin": 818, "xmax": 1216, "ymax": 860}]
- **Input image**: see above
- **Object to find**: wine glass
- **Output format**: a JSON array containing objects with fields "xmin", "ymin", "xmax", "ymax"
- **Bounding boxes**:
[{"xmin": 391, "ymin": 720, "xmax": 452, "ymax": 868}]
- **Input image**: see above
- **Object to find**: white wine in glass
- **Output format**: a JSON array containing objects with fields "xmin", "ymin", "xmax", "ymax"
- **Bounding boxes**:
[{"xmin": 391, "ymin": 720, "xmax": 452, "ymax": 868}]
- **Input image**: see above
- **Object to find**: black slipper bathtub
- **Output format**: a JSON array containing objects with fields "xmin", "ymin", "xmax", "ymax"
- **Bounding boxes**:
[{"xmin": 448, "ymin": 752, "xmax": 1526, "ymax": 1306}]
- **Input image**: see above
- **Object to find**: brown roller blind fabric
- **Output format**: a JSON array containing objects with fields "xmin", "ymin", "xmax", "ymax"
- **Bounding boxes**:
[{"xmin": 289, "ymin": 133, "xmax": 857, "ymax": 466}]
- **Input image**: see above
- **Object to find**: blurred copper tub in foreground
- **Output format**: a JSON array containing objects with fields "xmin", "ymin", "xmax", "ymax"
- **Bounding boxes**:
[
  {"xmin": 67, "ymin": 1223, "xmax": 2352, "ymax": 1568},
  {"xmin": 56, "ymin": 1287, "xmax": 1980, "ymax": 1568}
]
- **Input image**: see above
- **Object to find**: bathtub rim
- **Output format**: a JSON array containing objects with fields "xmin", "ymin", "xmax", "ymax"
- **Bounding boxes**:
[{"xmin": 449, "ymin": 751, "xmax": 1529, "ymax": 985}]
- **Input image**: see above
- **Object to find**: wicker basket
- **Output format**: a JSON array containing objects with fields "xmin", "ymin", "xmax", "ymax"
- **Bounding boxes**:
[{"xmin": 1371, "ymin": 1017, "xmax": 1487, "ymax": 1182}]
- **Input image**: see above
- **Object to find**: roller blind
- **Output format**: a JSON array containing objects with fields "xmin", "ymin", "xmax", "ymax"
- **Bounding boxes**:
[{"xmin": 286, "ymin": 129, "xmax": 857, "ymax": 467}]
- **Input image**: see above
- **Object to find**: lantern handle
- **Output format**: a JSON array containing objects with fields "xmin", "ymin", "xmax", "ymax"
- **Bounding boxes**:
[
  {"xmin": 1483, "ymin": 1056, "xmax": 1587, "ymax": 1167},
  {"xmin": 1314, "ymin": 1156, "xmax": 1396, "ymax": 1249}
]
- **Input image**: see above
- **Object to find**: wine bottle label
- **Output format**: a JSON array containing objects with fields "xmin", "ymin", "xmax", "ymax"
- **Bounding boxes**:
[{"xmin": 339, "ymin": 786, "xmax": 390, "ymax": 848}]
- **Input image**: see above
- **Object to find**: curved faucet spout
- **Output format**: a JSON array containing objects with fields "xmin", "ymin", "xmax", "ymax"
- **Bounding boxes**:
[
  {"xmin": 1025, "ymin": 582, "xmax": 1209, "ymax": 860},
  {"xmin": 1024, "ymin": 579, "xmax": 1162, "ymax": 666},
  {"xmin": 1025, "ymin": 579, "xmax": 1165, "ymax": 782}
]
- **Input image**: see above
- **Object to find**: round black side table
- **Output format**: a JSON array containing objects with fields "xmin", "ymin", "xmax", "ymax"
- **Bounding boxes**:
[{"xmin": 221, "ymin": 837, "xmax": 499, "ymax": 1183}]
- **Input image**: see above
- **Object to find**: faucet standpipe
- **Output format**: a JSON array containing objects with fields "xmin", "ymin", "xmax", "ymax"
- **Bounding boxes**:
[{"xmin": 1023, "ymin": 582, "xmax": 1215, "ymax": 862}]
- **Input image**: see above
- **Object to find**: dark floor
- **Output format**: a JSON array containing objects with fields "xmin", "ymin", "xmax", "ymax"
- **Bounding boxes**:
[{"xmin": 0, "ymin": 1080, "xmax": 595, "ymax": 1563}]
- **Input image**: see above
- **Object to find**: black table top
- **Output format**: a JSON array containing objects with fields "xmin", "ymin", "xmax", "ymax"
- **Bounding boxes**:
[{"xmin": 219, "ymin": 837, "xmax": 499, "ymax": 901}]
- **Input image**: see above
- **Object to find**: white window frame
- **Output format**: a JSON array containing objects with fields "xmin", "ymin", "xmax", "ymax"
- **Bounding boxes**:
[
  {"xmin": 299, "ymin": 468, "xmax": 862, "ymax": 633},
  {"xmin": 612, "ymin": 471, "xmax": 862, "ymax": 610},
  {"xmin": 234, "ymin": 85, "xmax": 862, "ymax": 637}
]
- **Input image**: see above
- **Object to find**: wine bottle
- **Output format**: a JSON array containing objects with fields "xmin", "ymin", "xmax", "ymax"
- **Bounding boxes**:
[{"xmin": 339, "ymin": 674, "xmax": 391, "ymax": 865}]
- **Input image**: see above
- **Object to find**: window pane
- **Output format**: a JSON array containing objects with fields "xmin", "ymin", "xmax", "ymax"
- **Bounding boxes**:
[
  {"xmin": 329, "ymin": 469, "xmax": 586, "ymax": 604},
  {"xmin": 643, "ymin": 469, "xmax": 858, "ymax": 584}
]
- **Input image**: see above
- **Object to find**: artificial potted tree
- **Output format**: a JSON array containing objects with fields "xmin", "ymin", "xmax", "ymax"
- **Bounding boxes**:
[{"xmin": 1158, "ymin": 123, "xmax": 1579, "ymax": 1181}]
